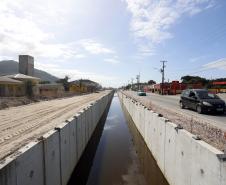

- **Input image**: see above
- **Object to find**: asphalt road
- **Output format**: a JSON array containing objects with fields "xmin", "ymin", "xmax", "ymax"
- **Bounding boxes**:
[{"xmin": 145, "ymin": 92, "xmax": 226, "ymax": 130}]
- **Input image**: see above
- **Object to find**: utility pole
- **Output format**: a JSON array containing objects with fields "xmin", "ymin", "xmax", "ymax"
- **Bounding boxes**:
[
  {"xmin": 160, "ymin": 61, "xmax": 167, "ymax": 95},
  {"xmin": 131, "ymin": 78, "xmax": 134, "ymax": 90},
  {"xmin": 136, "ymin": 73, "xmax": 140, "ymax": 91}
]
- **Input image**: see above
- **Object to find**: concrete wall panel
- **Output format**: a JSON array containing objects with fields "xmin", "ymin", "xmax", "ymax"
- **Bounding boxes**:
[
  {"xmin": 87, "ymin": 106, "xmax": 92, "ymax": 140},
  {"xmin": 83, "ymin": 109, "xmax": 88, "ymax": 147},
  {"xmin": 150, "ymin": 113, "xmax": 159, "ymax": 158},
  {"xmin": 16, "ymin": 141, "xmax": 44, "ymax": 185},
  {"xmin": 146, "ymin": 110, "xmax": 154, "ymax": 152},
  {"xmin": 0, "ymin": 91, "xmax": 114, "ymax": 185},
  {"xmin": 118, "ymin": 91, "xmax": 226, "ymax": 185},
  {"xmin": 144, "ymin": 108, "xmax": 149, "ymax": 145},
  {"xmin": 140, "ymin": 105, "xmax": 145, "ymax": 137},
  {"xmin": 68, "ymin": 117, "xmax": 77, "ymax": 173},
  {"xmin": 43, "ymin": 130, "xmax": 61, "ymax": 185},
  {"xmin": 164, "ymin": 122, "xmax": 177, "ymax": 185},
  {"xmin": 91, "ymin": 103, "xmax": 96, "ymax": 133},
  {"xmin": 80, "ymin": 110, "xmax": 86, "ymax": 152},
  {"xmin": 0, "ymin": 158, "xmax": 16, "ymax": 185},
  {"xmin": 155, "ymin": 117, "xmax": 166, "ymax": 173},
  {"xmin": 57, "ymin": 122, "xmax": 71, "ymax": 185},
  {"xmin": 221, "ymin": 158, "xmax": 226, "ymax": 185},
  {"xmin": 75, "ymin": 113, "xmax": 82, "ymax": 161},
  {"xmin": 191, "ymin": 140, "xmax": 222, "ymax": 185},
  {"xmin": 174, "ymin": 130, "xmax": 193, "ymax": 185}
]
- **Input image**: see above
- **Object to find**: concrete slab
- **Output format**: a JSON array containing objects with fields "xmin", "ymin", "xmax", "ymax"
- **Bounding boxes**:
[
  {"xmin": 150, "ymin": 113, "xmax": 159, "ymax": 158},
  {"xmin": 80, "ymin": 110, "xmax": 86, "ymax": 153},
  {"xmin": 174, "ymin": 129, "xmax": 193, "ymax": 185},
  {"xmin": 0, "ymin": 157, "xmax": 16, "ymax": 185},
  {"xmin": 43, "ymin": 130, "xmax": 61, "ymax": 185},
  {"xmin": 75, "ymin": 113, "xmax": 83, "ymax": 161},
  {"xmin": 68, "ymin": 117, "xmax": 77, "ymax": 173},
  {"xmin": 146, "ymin": 110, "xmax": 154, "ymax": 152},
  {"xmin": 221, "ymin": 158, "xmax": 226, "ymax": 185},
  {"xmin": 164, "ymin": 121, "xmax": 177, "ymax": 185},
  {"xmin": 191, "ymin": 140, "xmax": 223, "ymax": 185},
  {"xmin": 118, "ymin": 91, "xmax": 226, "ymax": 185},
  {"xmin": 56, "ymin": 122, "xmax": 71, "ymax": 185},
  {"xmin": 84, "ymin": 108, "xmax": 89, "ymax": 145},
  {"xmin": 15, "ymin": 141, "xmax": 44, "ymax": 185},
  {"xmin": 155, "ymin": 117, "xmax": 166, "ymax": 173},
  {"xmin": 87, "ymin": 106, "xmax": 92, "ymax": 140}
]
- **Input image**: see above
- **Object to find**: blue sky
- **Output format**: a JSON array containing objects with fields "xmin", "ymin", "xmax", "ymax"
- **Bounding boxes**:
[{"xmin": 0, "ymin": 0, "xmax": 226, "ymax": 87}]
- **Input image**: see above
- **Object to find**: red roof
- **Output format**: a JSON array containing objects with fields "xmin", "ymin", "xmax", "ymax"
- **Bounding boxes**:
[{"xmin": 212, "ymin": 81, "xmax": 226, "ymax": 85}]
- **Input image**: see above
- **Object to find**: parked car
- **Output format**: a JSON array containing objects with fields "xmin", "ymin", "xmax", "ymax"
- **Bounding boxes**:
[
  {"xmin": 137, "ymin": 90, "xmax": 146, "ymax": 96},
  {"xmin": 179, "ymin": 89, "xmax": 225, "ymax": 114}
]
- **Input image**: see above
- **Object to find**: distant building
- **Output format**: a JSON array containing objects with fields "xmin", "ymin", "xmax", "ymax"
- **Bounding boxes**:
[
  {"xmin": 35, "ymin": 84, "xmax": 64, "ymax": 98},
  {"xmin": 0, "ymin": 76, "xmax": 24, "ymax": 96},
  {"xmin": 19, "ymin": 55, "xmax": 34, "ymax": 76},
  {"xmin": 69, "ymin": 79, "xmax": 101, "ymax": 93},
  {"xmin": 5, "ymin": 73, "xmax": 40, "ymax": 85},
  {"xmin": 0, "ymin": 74, "xmax": 41, "ymax": 97},
  {"xmin": 0, "ymin": 54, "xmax": 40, "ymax": 97},
  {"xmin": 147, "ymin": 81, "xmax": 203, "ymax": 95}
]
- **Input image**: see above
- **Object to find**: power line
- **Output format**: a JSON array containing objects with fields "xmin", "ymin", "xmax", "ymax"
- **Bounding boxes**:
[{"xmin": 189, "ymin": 64, "xmax": 226, "ymax": 75}]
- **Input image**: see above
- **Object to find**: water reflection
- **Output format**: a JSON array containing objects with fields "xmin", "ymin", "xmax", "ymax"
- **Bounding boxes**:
[
  {"xmin": 67, "ymin": 98, "xmax": 112, "ymax": 185},
  {"xmin": 86, "ymin": 97, "xmax": 145, "ymax": 185},
  {"xmin": 121, "ymin": 103, "xmax": 169, "ymax": 185},
  {"xmin": 68, "ymin": 95, "xmax": 169, "ymax": 185}
]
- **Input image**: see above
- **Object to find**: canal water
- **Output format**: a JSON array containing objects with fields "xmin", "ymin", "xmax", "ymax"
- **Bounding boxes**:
[{"xmin": 68, "ymin": 94, "xmax": 169, "ymax": 185}]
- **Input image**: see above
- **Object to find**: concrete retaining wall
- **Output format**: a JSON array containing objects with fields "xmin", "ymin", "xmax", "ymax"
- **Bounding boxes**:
[
  {"xmin": 0, "ymin": 91, "xmax": 114, "ymax": 185},
  {"xmin": 118, "ymin": 91, "xmax": 226, "ymax": 185}
]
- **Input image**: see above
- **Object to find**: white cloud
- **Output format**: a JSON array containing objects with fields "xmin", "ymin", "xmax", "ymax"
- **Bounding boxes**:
[
  {"xmin": 104, "ymin": 58, "xmax": 120, "ymax": 64},
  {"xmin": 0, "ymin": 0, "xmax": 121, "ymax": 87},
  {"xmin": 189, "ymin": 55, "xmax": 210, "ymax": 63},
  {"xmin": 0, "ymin": 0, "xmax": 81, "ymax": 60},
  {"xmin": 124, "ymin": 0, "xmax": 215, "ymax": 52},
  {"xmin": 203, "ymin": 58, "xmax": 226, "ymax": 70},
  {"xmin": 0, "ymin": 1, "xmax": 116, "ymax": 62},
  {"xmin": 35, "ymin": 62, "xmax": 119, "ymax": 87},
  {"xmin": 78, "ymin": 39, "xmax": 115, "ymax": 55},
  {"xmin": 138, "ymin": 44, "xmax": 156, "ymax": 56},
  {"xmin": 74, "ymin": 54, "xmax": 86, "ymax": 59}
]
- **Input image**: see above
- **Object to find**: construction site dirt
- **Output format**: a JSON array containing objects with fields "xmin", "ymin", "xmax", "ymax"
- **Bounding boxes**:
[{"xmin": 0, "ymin": 91, "xmax": 109, "ymax": 161}]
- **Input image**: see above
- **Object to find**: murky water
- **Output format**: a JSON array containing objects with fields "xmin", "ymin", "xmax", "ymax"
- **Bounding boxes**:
[{"xmin": 68, "ymin": 94, "xmax": 169, "ymax": 185}]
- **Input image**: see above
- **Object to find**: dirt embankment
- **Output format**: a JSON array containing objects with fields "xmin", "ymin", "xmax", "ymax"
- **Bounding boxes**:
[
  {"xmin": 0, "ymin": 97, "xmax": 39, "ymax": 110},
  {"xmin": 122, "ymin": 91, "xmax": 226, "ymax": 151},
  {"xmin": 0, "ymin": 91, "xmax": 109, "ymax": 161},
  {"xmin": 0, "ymin": 92, "xmax": 91, "ymax": 110}
]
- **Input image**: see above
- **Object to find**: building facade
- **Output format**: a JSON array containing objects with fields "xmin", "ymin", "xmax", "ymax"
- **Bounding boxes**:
[{"xmin": 19, "ymin": 55, "xmax": 34, "ymax": 76}]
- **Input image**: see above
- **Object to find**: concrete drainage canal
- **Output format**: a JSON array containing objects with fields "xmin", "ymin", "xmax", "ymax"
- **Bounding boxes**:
[{"xmin": 68, "ymin": 93, "xmax": 169, "ymax": 185}]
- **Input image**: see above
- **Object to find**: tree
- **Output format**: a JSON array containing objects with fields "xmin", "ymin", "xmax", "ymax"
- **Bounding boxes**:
[
  {"xmin": 181, "ymin": 75, "xmax": 209, "ymax": 86},
  {"xmin": 56, "ymin": 75, "xmax": 70, "ymax": 91},
  {"xmin": 148, "ymin": 80, "xmax": 156, "ymax": 85}
]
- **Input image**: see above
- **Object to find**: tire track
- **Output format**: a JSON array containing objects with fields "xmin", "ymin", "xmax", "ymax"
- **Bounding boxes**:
[{"xmin": 0, "ymin": 92, "xmax": 108, "ymax": 160}]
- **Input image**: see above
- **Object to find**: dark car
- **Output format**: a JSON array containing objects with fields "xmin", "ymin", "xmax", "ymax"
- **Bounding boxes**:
[
  {"xmin": 137, "ymin": 90, "xmax": 146, "ymax": 96},
  {"xmin": 179, "ymin": 89, "xmax": 225, "ymax": 114}
]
